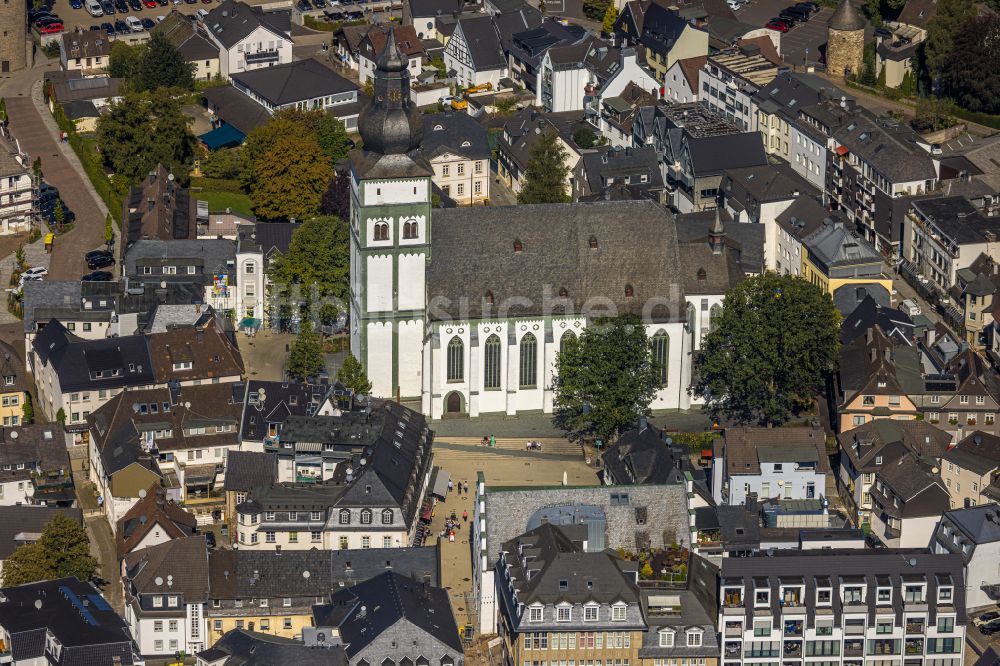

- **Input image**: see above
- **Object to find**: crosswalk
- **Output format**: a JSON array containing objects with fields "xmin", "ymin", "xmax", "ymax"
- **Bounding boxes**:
[{"xmin": 433, "ymin": 436, "xmax": 582, "ymax": 457}]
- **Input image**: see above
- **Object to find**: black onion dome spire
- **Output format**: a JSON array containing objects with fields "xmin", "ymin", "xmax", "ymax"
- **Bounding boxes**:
[{"xmin": 358, "ymin": 25, "xmax": 423, "ymax": 157}]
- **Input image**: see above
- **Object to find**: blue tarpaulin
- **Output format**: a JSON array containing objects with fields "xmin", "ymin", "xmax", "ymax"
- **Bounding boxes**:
[{"xmin": 200, "ymin": 123, "xmax": 245, "ymax": 150}]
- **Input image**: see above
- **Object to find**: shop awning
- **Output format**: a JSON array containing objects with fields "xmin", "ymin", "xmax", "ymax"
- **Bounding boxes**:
[
  {"xmin": 430, "ymin": 466, "xmax": 450, "ymax": 498},
  {"xmin": 239, "ymin": 317, "xmax": 262, "ymax": 330},
  {"xmin": 200, "ymin": 123, "xmax": 245, "ymax": 150}
]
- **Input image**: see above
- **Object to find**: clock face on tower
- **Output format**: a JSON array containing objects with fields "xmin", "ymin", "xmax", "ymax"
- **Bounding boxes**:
[{"xmin": 388, "ymin": 88, "xmax": 401, "ymax": 102}]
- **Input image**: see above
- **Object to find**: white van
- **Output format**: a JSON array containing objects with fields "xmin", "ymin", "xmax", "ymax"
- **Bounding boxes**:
[
  {"xmin": 899, "ymin": 298, "xmax": 921, "ymax": 317},
  {"xmin": 86, "ymin": 0, "xmax": 103, "ymax": 16},
  {"xmin": 196, "ymin": 8, "xmax": 209, "ymax": 19},
  {"xmin": 125, "ymin": 15, "xmax": 143, "ymax": 31}
]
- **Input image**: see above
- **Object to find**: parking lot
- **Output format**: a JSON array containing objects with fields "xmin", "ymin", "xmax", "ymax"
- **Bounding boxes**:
[{"xmin": 41, "ymin": 0, "xmax": 275, "ymax": 35}]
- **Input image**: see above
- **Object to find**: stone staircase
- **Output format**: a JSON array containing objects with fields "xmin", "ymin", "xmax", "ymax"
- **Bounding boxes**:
[{"xmin": 433, "ymin": 436, "xmax": 582, "ymax": 457}]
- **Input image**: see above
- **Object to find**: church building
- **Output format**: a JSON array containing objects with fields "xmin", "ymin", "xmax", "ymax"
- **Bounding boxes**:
[{"xmin": 349, "ymin": 31, "xmax": 746, "ymax": 419}]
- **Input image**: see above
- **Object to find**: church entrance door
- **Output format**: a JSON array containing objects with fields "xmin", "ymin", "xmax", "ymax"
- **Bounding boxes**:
[{"xmin": 445, "ymin": 392, "xmax": 463, "ymax": 414}]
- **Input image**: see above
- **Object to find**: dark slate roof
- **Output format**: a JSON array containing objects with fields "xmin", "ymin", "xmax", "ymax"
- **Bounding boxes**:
[
  {"xmin": 315, "ymin": 570, "xmax": 464, "ymax": 656},
  {"xmin": 839, "ymin": 294, "xmax": 912, "ymax": 343},
  {"xmin": 674, "ymin": 209, "xmax": 764, "ymax": 275},
  {"xmin": 601, "ymin": 424, "xmax": 689, "ymax": 485},
  {"xmin": 640, "ymin": 2, "xmax": 693, "ymax": 56},
  {"xmin": 231, "ymin": 58, "xmax": 357, "ymax": 107},
  {"xmin": 943, "ymin": 431, "xmax": 1000, "ymax": 475},
  {"xmin": 911, "ymin": 196, "xmax": 1000, "ymax": 246},
  {"xmin": 328, "ymin": 547, "xmax": 440, "ymax": 586},
  {"xmin": 202, "ymin": 85, "xmax": 272, "ymax": 135},
  {"xmin": 0, "ymin": 340, "xmax": 29, "ymax": 395},
  {"xmin": 240, "ymin": 380, "xmax": 328, "ymax": 441},
  {"xmin": 456, "ymin": 15, "xmax": 505, "ymax": 70},
  {"xmin": 686, "ymin": 132, "xmax": 766, "ymax": 176},
  {"xmin": 62, "ymin": 100, "xmax": 99, "ymax": 120},
  {"xmin": 752, "ymin": 71, "xmax": 844, "ymax": 122},
  {"xmin": 123, "ymin": 239, "xmax": 236, "ymax": 282},
  {"xmin": 422, "ymin": 112, "xmax": 490, "ymax": 160},
  {"xmin": 836, "ymin": 419, "xmax": 951, "ymax": 473},
  {"xmin": 204, "ymin": 0, "xmax": 290, "ymax": 49},
  {"xmin": 833, "ymin": 112, "xmax": 936, "ymax": 183},
  {"xmin": 944, "ymin": 503, "xmax": 1000, "ymax": 545},
  {"xmin": 0, "ymin": 578, "xmax": 137, "ymax": 664},
  {"xmin": 32, "ymin": 321, "xmax": 155, "ymax": 393},
  {"xmin": 722, "ymin": 162, "xmax": 816, "ymax": 207},
  {"xmin": 775, "ymin": 196, "xmax": 843, "ymax": 242},
  {"xmin": 123, "ymin": 535, "xmax": 210, "ymax": 601},
  {"xmin": 0, "ymin": 505, "xmax": 83, "ymax": 559},
  {"xmin": 223, "ymin": 450, "xmax": 278, "ymax": 490},
  {"xmin": 116, "ymin": 484, "xmax": 197, "ymax": 557},
  {"xmin": 579, "ymin": 146, "xmax": 664, "ymax": 197},
  {"xmin": 873, "ymin": 453, "xmax": 949, "ymax": 517},
  {"xmin": 427, "ymin": 200, "xmax": 686, "ymax": 321},
  {"xmin": 197, "ymin": 630, "xmax": 346, "ymax": 666}
]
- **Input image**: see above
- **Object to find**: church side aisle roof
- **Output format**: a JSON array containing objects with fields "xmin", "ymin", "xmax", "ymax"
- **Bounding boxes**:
[{"xmin": 427, "ymin": 200, "xmax": 686, "ymax": 322}]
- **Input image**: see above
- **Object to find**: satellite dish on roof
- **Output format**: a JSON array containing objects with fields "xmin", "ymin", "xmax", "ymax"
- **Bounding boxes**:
[
  {"xmin": 303, "ymin": 570, "xmax": 311, "ymax": 579},
  {"xmin": 132, "ymin": 403, "xmax": 141, "ymax": 413},
  {"xmin": 359, "ymin": 458, "xmax": 367, "ymax": 466},
  {"xmin": 155, "ymin": 576, "xmax": 163, "ymax": 586},
  {"xmin": 908, "ymin": 558, "xmax": 918, "ymax": 567},
  {"xmin": 34, "ymin": 599, "xmax": 42, "ymax": 610},
  {"xmin": 184, "ymin": 402, "xmax": 191, "ymax": 409},
  {"xmin": 138, "ymin": 488, "xmax": 147, "ymax": 499},
  {"xmin": 258, "ymin": 388, "xmax": 266, "ymax": 402},
  {"xmin": 9, "ymin": 431, "xmax": 17, "ymax": 440}
]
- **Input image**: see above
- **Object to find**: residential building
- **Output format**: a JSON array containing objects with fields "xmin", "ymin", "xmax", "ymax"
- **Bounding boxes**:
[
  {"xmin": 836, "ymin": 418, "xmax": 951, "ymax": 527},
  {"xmin": 236, "ymin": 400, "xmax": 433, "ymax": 550},
  {"xmin": 311, "ymin": 571, "xmax": 463, "ymax": 664},
  {"xmin": 875, "ymin": 22, "xmax": 924, "ymax": 89},
  {"xmin": 869, "ymin": 451, "xmax": 950, "ymax": 547},
  {"xmin": 206, "ymin": 547, "xmax": 439, "ymax": 639},
  {"xmin": 903, "ymin": 196, "xmax": 1000, "ymax": 292},
  {"xmin": 638, "ymin": 556, "xmax": 720, "ymax": 666},
  {"xmin": 203, "ymin": 0, "xmax": 293, "ymax": 80},
  {"xmin": 0, "ymin": 577, "xmax": 142, "ymax": 665},
  {"xmin": 598, "ymin": 81, "xmax": 658, "ymax": 148},
  {"xmin": 230, "ymin": 58, "xmax": 362, "ymax": 131},
  {"xmin": 421, "ymin": 112, "xmax": 491, "ymax": 204},
  {"xmin": 197, "ymin": 629, "xmax": 346, "ymax": 665},
  {"xmin": 0, "ymin": 424, "xmax": 71, "ymax": 506},
  {"xmin": 495, "ymin": 523, "xmax": 646, "ymax": 666},
  {"xmin": 59, "ymin": 28, "xmax": 111, "ymax": 75},
  {"xmin": 234, "ymin": 222, "xmax": 299, "ymax": 326},
  {"xmin": 632, "ymin": 2, "xmax": 707, "ymax": 81},
  {"xmin": 933, "ymin": 503, "xmax": 1000, "ymax": 611},
  {"xmin": 122, "ymin": 163, "xmax": 196, "ymax": 252},
  {"xmin": 0, "ymin": 125, "xmax": 34, "ymax": 235},
  {"xmin": 913, "ymin": 348, "xmax": 1000, "ymax": 440},
  {"xmin": 941, "ymin": 431, "xmax": 1000, "ymax": 509},
  {"xmin": 699, "ymin": 44, "xmax": 780, "ymax": 132},
  {"xmin": 773, "ymin": 197, "xmax": 842, "ymax": 277},
  {"xmin": 800, "ymin": 220, "xmax": 893, "ymax": 296},
  {"xmin": 153, "ymin": 12, "xmax": 220, "ymax": 81},
  {"xmin": 89, "ymin": 382, "xmax": 245, "ymax": 527},
  {"xmin": 600, "ymin": 421, "xmax": 692, "ymax": 486},
  {"xmin": 358, "ymin": 24, "xmax": 424, "ymax": 85},
  {"xmin": 123, "ymin": 239, "xmax": 238, "ymax": 315},
  {"xmin": 404, "ymin": 0, "xmax": 481, "ymax": 40},
  {"xmin": 116, "ymin": 484, "xmax": 198, "ymax": 559},
  {"xmin": 222, "ymin": 450, "xmax": 276, "ymax": 532},
  {"xmin": 718, "ymin": 551, "xmax": 966, "ymax": 666},
  {"xmin": 662, "ymin": 55, "xmax": 705, "ymax": 103},
  {"xmin": 474, "ymin": 481, "xmax": 693, "ymax": 632},
  {"xmin": 239, "ymin": 380, "xmax": 330, "ymax": 451},
  {"xmin": 834, "ymin": 327, "xmax": 919, "ymax": 430},
  {"xmin": 30, "ymin": 320, "xmax": 156, "ymax": 427},
  {"xmin": 0, "ymin": 505, "xmax": 83, "ymax": 577},
  {"xmin": 573, "ymin": 146, "xmax": 664, "ymax": 202},
  {"xmin": 496, "ymin": 108, "xmax": 583, "ymax": 196},
  {"xmin": 123, "ymin": 535, "xmax": 210, "ymax": 656},
  {"xmin": 720, "ymin": 162, "xmax": 818, "ymax": 272},
  {"xmin": 0, "ymin": 340, "xmax": 28, "ymax": 429},
  {"xmin": 146, "ymin": 315, "xmax": 244, "ymax": 387},
  {"xmin": 507, "ymin": 18, "xmax": 587, "ymax": 94},
  {"xmin": 711, "ymin": 426, "xmax": 829, "ymax": 505},
  {"xmin": 444, "ymin": 15, "xmax": 506, "ymax": 88}
]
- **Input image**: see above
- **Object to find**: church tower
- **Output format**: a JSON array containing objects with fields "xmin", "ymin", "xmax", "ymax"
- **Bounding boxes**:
[{"xmin": 349, "ymin": 28, "xmax": 433, "ymax": 400}]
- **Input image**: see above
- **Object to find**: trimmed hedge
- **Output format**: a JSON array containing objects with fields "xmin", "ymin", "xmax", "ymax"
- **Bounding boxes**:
[
  {"xmin": 190, "ymin": 176, "xmax": 244, "ymax": 193},
  {"xmin": 949, "ymin": 106, "xmax": 1000, "ymax": 131}
]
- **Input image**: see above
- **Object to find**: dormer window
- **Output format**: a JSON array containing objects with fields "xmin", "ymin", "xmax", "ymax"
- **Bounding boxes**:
[
  {"xmin": 339, "ymin": 509, "xmax": 350, "ymax": 525},
  {"xmin": 658, "ymin": 629, "xmax": 675, "ymax": 647},
  {"xmin": 557, "ymin": 605, "xmax": 571, "ymax": 622},
  {"xmin": 584, "ymin": 604, "xmax": 598, "ymax": 621},
  {"xmin": 877, "ymin": 588, "xmax": 891, "ymax": 604},
  {"xmin": 816, "ymin": 588, "xmax": 832, "ymax": 605},
  {"xmin": 624, "ymin": 284, "xmax": 634, "ymax": 299},
  {"xmin": 843, "ymin": 586, "xmax": 864, "ymax": 604},
  {"xmin": 938, "ymin": 586, "xmax": 953, "ymax": 603},
  {"xmin": 514, "ymin": 239, "xmax": 523, "ymax": 253},
  {"xmin": 755, "ymin": 589, "xmax": 769, "ymax": 606},
  {"xmin": 611, "ymin": 604, "xmax": 626, "ymax": 621},
  {"xmin": 485, "ymin": 291, "xmax": 494, "ymax": 305},
  {"xmin": 875, "ymin": 455, "xmax": 883, "ymax": 465},
  {"xmin": 558, "ymin": 288, "xmax": 569, "ymax": 299},
  {"xmin": 697, "ymin": 268, "xmax": 707, "ymax": 281},
  {"xmin": 686, "ymin": 628, "xmax": 703, "ymax": 647},
  {"xmin": 589, "ymin": 236, "xmax": 598, "ymax": 249},
  {"xmin": 528, "ymin": 605, "xmax": 543, "ymax": 622}
]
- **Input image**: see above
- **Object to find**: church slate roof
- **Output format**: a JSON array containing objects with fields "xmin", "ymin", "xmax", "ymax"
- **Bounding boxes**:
[{"xmin": 427, "ymin": 200, "xmax": 686, "ymax": 321}]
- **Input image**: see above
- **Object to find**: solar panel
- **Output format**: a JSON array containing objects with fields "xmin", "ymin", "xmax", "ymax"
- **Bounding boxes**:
[
  {"xmin": 88, "ymin": 594, "xmax": 113, "ymax": 612},
  {"xmin": 60, "ymin": 585, "xmax": 98, "ymax": 626}
]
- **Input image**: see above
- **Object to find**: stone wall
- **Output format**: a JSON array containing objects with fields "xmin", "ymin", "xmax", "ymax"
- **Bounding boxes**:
[
  {"xmin": 0, "ymin": 4, "xmax": 28, "ymax": 73},
  {"xmin": 827, "ymin": 28, "xmax": 864, "ymax": 79}
]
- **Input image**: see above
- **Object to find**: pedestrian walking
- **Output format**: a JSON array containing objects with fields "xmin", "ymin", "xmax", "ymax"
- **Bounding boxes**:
[
  {"xmin": 490, "ymin": 435, "xmax": 496, "ymax": 447},
  {"xmin": 448, "ymin": 479, "xmax": 453, "ymax": 493},
  {"xmin": 463, "ymin": 510, "xmax": 468, "ymax": 522}
]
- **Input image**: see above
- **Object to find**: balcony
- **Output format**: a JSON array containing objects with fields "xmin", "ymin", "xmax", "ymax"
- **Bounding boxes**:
[
  {"xmin": 725, "ymin": 642, "xmax": 742, "ymax": 658},
  {"xmin": 784, "ymin": 620, "xmax": 803, "ymax": 637},
  {"xmin": 906, "ymin": 621, "xmax": 925, "ymax": 635},
  {"xmin": 183, "ymin": 489, "xmax": 225, "ymax": 506},
  {"xmin": 783, "ymin": 641, "xmax": 802, "ymax": 658},
  {"xmin": 725, "ymin": 625, "xmax": 743, "ymax": 638},
  {"xmin": 244, "ymin": 50, "xmax": 279, "ymax": 66},
  {"xmin": 844, "ymin": 640, "xmax": 864, "ymax": 657},
  {"xmin": 905, "ymin": 639, "xmax": 924, "ymax": 655}
]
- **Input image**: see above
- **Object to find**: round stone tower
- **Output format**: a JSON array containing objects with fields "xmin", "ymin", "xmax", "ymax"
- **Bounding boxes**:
[
  {"xmin": 827, "ymin": 0, "xmax": 865, "ymax": 79},
  {"xmin": 0, "ymin": 0, "xmax": 28, "ymax": 74}
]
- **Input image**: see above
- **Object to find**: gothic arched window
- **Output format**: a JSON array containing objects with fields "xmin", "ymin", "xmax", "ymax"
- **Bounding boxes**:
[
  {"xmin": 519, "ymin": 333, "xmax": 537, "ymax": 388},
  {"xmin": 374, "ymin": 222, "xmax": 389, "ymax": 241},
  {"xmin": 652, "ymin": 330, "xmax": 669, "ymax": 387},
  {"xmin": 447, "ymin": 337, "xmax": 464, "ymax": 382},
  {"xmin": 484, "ymin": 335, "xmax": 501, "ymax": 390}
]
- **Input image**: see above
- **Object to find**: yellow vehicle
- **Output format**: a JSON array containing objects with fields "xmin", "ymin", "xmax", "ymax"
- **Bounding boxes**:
[
  {"xmin": 450, "ymin": 98, "xmax": 469, "ymax": 110},
  {"xmin": 465, "ymin": 82, "xmax": 493, "ymax": 94},
  {"xmin": 449, "ymin": 82, "xmax": 493, "ymax": 110}
]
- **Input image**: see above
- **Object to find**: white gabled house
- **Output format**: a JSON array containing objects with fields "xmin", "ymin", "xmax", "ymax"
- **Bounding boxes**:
[{"xmin": 203, "ymin": 0, "xmax": 293, "ymax": 80}]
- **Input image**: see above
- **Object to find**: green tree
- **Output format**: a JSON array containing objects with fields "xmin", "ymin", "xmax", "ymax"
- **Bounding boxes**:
[
  {"xmin": 925, "ymin": 0, "xmax": 975, "ymax": 81},
  {"xmin": 104, "ymin": 213, "xmax": 114, "ymax": 246},
  {"xmin": 14, "ymin": 245, "xmax": 26, "ymax": 272},
  {"xmin": 136, "ymin": 31, "xmax": 195, "ymax": 92},
  {"xmin": 602, "ymin": 4, "xmax": 618, "ymax": 33},
  {"xmin": 911, "ymin": 95, "xmax": 957, "ymax": 131},
  {"xmin": 337, "ymin": 353, "xmax": 373, "ymax": 395},
  {"xmin": 864, "ymin": 0, "xmax": 883, "ymax": 27},
  {"xmin": 0, "ymin": 97, "xmax": 7, "ymax": 124},
  {"xmin": 583, "ymin": 0, "xmax": 610, "ymax": 21},
  {"xmin": 249, "ymin": 132, "xmax": 332, "ymax": 220},
  {"xmin": 53, "ymin": 200, "xmax": 64, "ymax": 227},
  {"xmin": 56, "ymin": 408, "xmax": 66, "ymax": 424},
  {"xmin": 41, "ymin": 514, "xmax": 98, "ymax": 581},
  {"xmin": 270, "ymin": 215, "xmax": 349, "ymax": 320},
  {"xmin": 1, "ymin": 515, "xmax": 97, "ymax": 586},
  {"xmin": 938, "ymin": 14, "xmax": 1000, "ymax": 114},
  {"xmin": 288, "ymin": 320, "xmax": 324, "ymax": 381},
  {"xmin": 552, "ymin": 314, "xmax": 661, "ymax": 444},
  {"xmin": 2, "ymin": 543, "xmax": 53, "ymax": 586},
  {"xmin": 32, "ymin": 157, "xmax": 42, "ymax": 182},
  {"xmin": 21, "ymin": 393, "xmax": 33, "ymax": 425},
  {"xmin": 315, "ymin": 115, "xmax": 353, "ymax": 163},
  {"xmin": 573, "ymin": 127, "xmax": 599, "ymax": 148},
  {"xmin": 108, "ymin": 41, "xmax": 145, "ymax": 83},
  {"xmin": 200, "ymin": 147, "xmax": 244, "ymax": 179},
  {"xmin": 517, "ymin": 131, "xmax": 570, "ymax": 204},
  {"xmin": 692, "ymin": 273, "xmax": 840, "ymax": 426},
  {"xmin": 320, "ymin": 175, "xmax": 351, "ymax": 220}
]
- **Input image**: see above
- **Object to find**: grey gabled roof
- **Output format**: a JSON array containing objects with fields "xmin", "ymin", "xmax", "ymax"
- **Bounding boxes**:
[
  {"xmin": 231, "ymin": 58, "xmax": 357, "ymax": 107},
  {"xmin": 426, "ymin": 200, "xmax": 686, "ymax": 321},
  {"xmin": 223, "ymin": 451, "xmax": 277, "ymax": 490},
  {"xmin": 205, "ymin": 0, "xmax": 289, "ymax": 49},
  {"xmin": 198, "ymin": 630, "xmax": 346, "ymax": 666},
  {"xmin": 802, "ymin": 221, "xmax": 881, "ymax": 268},
  {"xmin": 421, "ymin": 112, "xmax": 491, "ymax": 160},
  {"xmin": 455, "ymin": 15, "xmax": 505, "ymax": 71},
  {"xmin": 944, "ymin": 503, "xmax": 1000, "ymax": 545},
  {"xmin": 686, "ymin": 132, "xmax": 766, "ymax": 176}
]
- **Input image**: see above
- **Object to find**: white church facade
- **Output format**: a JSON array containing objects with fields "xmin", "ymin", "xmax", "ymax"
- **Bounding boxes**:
[{"xmin": 349, "ymin": 31, "xmax": 744, "ymax": 419}]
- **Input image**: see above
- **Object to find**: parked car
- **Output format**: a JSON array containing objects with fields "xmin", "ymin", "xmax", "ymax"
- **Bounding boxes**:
[
  {"xmin": 35, "ymin": 15, "xmax": 63, "ymax": 25},
  {"xmin": 82, "ymin": 271, "xmax": 114, "ymax": 282},
  {"xmin": 778, "ymin": 10, "xmax": 803, "ymax": 23},
  {"xmin": 18, "ymin": 274, "xmax": 42, "ymax": 287},
  {"xmin": 128, "ymin": 0, "xmax": 142, "ymax": 10},
  {"xmin": 196, "ymin": 7, "xmax": 209, "ymax": 17},
  {"xmin": 765, "ymin": 19, "xmax": 790, "ymax": 31},
  {"xmin": 38, "ymin": 182, "xmax": 58, "ymax": 198},
  {"xmin": 982, "ymin": 620, "xmax": 1000, "ymax": 636},
  {"xmin": 314, "ymin": 0, "xmax": 327, "ymax": 7},
  {"xmin": 38, "ymin": 23, "xmax": 64, "ymax": 33},
  {"xmin": 101, "ymin": 21, "xmax": 115, "ymax": 34},
  {"xmin": 143, "ymin": 0, "xmax": 157, "ymax": 7},
  {"xmin": 899, "ymin": 298, "xmax": 921, "ymax": 317},
  {"xmin": 140, "ymin": 17, "xmax": 154, "ymax": 27},
  {"xmin": 974, "ymin": 611, "xmax": 1000, "ymax": 627},
  {"xmin": 87, "ymin": 254, "xmax": 115, "ymax": 270},
  {"xmin": 204, "ymin": 532, "xmax": 217, "ymax": 548},
  {"xmin": 114, "ymin": 0, "xmax": 127, "ymax": 11},
  {"xmin": 22, "ymin": 267, "xmax": 48, "ymax": 279},
  {"xmin": 71, "ymin": 0, "xmax": 84, "ymax": 8},
  {"xmin": 782, "ymin": 6, "xmax": 810, "ymax": 19},
  {"xmin": 85, "ymin": 249, "xmax": 113, "ymax": 262},
  {"xmin": 796, "ymin": 1, "xmax": 819, "ymax": 10}
]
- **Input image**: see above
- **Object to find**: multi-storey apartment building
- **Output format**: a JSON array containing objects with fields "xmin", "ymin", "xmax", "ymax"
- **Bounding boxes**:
[
  {"xmin": 719, "ymin": 551, "xmax": 967, "ymax": 666},
  {"xmin": 496, "ymin": 522, "xmax": 647, "ymax": 666},
  {"xmin": 933, "ymin": 503, "xmax": 1000, "ymax": 612},
  {"xmin": 0, "ymin": 125, "xmax": 34, "ymax": 235},
  {"xmin": 699, "ymin": 46, "xmax": 780, "ymax": 132}
]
